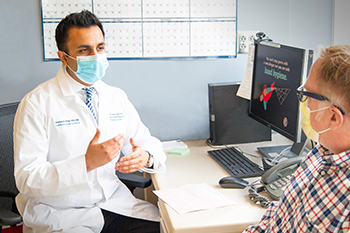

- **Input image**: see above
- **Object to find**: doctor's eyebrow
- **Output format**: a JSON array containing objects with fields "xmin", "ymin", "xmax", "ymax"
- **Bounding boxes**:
[{"xmin": 77, "ymin": 42, "xmax": 105, "ymax": 50}]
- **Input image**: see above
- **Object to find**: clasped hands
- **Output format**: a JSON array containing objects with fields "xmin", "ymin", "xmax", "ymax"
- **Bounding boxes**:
[{"xmin": 85, "ymin": 128, "xmax": 150, "ymax": 173}]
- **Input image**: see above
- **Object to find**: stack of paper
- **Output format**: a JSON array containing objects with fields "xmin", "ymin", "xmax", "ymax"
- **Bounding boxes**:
[
  {"xmin": 162, "ymin": 140, "xmax": 188, "ymax": 151},
  {"xmin": 153, "ymin": 183, "xmax": 236, "ymax": 215}
]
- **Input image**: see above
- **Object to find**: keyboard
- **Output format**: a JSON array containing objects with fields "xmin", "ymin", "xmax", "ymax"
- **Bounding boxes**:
[{"xmin": 207, "ymin": 147, "xmax": 264, "ymax": 178}]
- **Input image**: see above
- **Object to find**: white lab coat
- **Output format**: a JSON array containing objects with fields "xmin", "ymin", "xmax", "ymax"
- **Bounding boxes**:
[{"xmin": 13, "ymin": 66, "xmax": 166, "ymax": 233}]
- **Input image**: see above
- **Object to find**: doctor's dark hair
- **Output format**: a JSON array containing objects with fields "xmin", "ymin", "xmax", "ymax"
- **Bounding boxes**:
[{"xmin": 55, "ymin": 10, "xmax": 105, "ymax": 53}]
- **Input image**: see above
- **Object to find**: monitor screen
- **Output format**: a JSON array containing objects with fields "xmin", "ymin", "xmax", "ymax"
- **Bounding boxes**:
[{"xmin": 249, "ymin": 41, "xmax": 313, "ymax": 158}]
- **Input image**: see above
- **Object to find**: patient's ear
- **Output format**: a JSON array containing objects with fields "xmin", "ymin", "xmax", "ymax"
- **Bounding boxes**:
[{"xmin": 329, "ymin": 106, "xmax": 344, "ymax": 130}]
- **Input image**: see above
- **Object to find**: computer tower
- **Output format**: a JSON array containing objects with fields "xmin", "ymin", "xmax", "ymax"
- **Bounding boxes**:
[{"xmin": 208, "ymin": 82, "xmax": 271, "ymax": 145}]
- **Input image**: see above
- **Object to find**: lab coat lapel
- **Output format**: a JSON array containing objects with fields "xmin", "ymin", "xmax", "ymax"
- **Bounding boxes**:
[
  {"xmin": 96, "ymin": 81, "xmax": 109, "ymax": 142},
  {"xmin": 57, "ymin": 65, "xmax": 98, "ymax": 127}
]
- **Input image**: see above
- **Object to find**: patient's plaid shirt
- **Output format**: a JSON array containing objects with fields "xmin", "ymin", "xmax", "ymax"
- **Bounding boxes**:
[{"xmin": 244, "ymin": 144, "xmax": 350, "ymax": 233}]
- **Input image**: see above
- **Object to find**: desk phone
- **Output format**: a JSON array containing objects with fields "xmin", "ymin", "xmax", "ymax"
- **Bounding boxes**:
[{"xmin": 261, "ymin": 157, "xmax": 303, "ymax": 200}]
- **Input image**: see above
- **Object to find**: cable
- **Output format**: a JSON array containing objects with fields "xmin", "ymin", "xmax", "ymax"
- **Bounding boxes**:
[
  {"xmin": 206, "ymin": 138, "xmax": 228, "ymax": 149},
  {"xmin": 233, "ymin": 147, "xmax": 264, "ymax": 170},
  {"xmin": 271, "ymin": 146, "xmax": 292, "ymax": 164},
  {"xmin": 311, "ymin": 139, "xmax": 315, "ymax": 148},
  {"xmin": 207, "ymin": 139, "xmax": 272, "ymax": 207},
  {"xmin": 232, "ymin": 146, "xmax": 261, "ymax": 159},
  {"xmin": 248, "ymin": 180, "xmax": 271, "ymax": 208}
]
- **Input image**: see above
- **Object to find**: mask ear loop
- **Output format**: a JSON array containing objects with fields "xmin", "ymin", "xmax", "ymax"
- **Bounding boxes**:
[
  {"xmin": 63, "ymin": 52, "xmax": 77, "ymax": 73},
  {"xmin": 63, "ymin": 52, "xmax": 77, "ymax": 61},
  {"xmin": 311, "ymin": 104, "xmax": 333, "ymax": 134},
  {"xmin": 308, "ymin": 105, "xmax": 331, "ymax": 113}
]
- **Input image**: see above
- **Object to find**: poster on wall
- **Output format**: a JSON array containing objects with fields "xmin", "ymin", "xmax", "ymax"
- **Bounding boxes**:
[{"xmin": 41, "ymin": 0, "xmax": 237, "ymax": 61}]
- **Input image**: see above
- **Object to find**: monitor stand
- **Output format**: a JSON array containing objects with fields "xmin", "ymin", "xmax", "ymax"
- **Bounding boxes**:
[{"xmin": 257, "ymin": 133, "xmax": 309, "ymax": 160}]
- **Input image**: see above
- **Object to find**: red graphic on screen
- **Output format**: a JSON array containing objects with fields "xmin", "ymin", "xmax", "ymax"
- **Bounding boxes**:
[{"xmin": 260, "ymin": 82, "xmax": 276, "ymax": 110}]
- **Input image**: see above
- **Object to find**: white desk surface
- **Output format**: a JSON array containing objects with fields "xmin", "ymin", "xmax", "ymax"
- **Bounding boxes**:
[{"xmin": 152, "ymin": 134, "xmax": 294, "ymax": 233}]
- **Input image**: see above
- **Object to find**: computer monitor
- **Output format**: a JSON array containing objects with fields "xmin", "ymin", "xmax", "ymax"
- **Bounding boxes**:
[{"xmin": 248, "ymin": 40, "xmax": 313, "ymax": 159}]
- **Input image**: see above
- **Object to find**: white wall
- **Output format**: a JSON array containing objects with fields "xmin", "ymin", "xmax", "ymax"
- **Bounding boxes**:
[{"xmin": 332, "ymin": 0, "xmax": 350, "ymax": 45}]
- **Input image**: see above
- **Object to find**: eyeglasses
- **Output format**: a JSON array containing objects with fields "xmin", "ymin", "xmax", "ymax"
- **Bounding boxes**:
[{"xmin": 296, "ymin": 85, "xmax": 345, "ymax": 115}]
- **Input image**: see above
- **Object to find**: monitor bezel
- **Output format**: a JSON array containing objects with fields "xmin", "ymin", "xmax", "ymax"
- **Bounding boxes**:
[{"xmin": 248, "ymin": 40, "xmax": 311, "ymax": 143}]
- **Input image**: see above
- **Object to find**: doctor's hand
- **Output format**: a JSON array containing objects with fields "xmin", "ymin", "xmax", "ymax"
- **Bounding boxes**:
[
  {"xmin": 115, "ymin": 138, "xmax": 149, "ymax": 173},
  {"xmin": 85, "ymin": 128, "xmax": 125, "ymax": 172}
]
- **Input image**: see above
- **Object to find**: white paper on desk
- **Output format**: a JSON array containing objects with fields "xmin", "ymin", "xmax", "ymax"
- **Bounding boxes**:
[
  {"xmin": 237, "ymin": 44, "xmax": 255, "ymax": 100},
  {"xmin": 153, "ymin": 183, "xmax": 236, "ymax": 215},
  {"xmin": 161, "ymin": 140, "xmax": 188, "ymax": 151}
]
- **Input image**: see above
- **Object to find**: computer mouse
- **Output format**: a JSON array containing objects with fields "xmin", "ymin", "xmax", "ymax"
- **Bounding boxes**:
[{"xmin": 219, "ymin": 176, "xmax": 249, "ymax": 189}]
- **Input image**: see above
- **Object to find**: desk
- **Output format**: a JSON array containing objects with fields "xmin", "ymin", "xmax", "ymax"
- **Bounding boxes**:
[{"xmin": 151, "ymin": 133, "xmax": 297, "ymax": 233}]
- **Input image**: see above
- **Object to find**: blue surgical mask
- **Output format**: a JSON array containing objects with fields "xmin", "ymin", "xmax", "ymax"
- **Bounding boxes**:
[{"xmin": 65, "ymin": 52, "xmax": 109, "ymax": 84}]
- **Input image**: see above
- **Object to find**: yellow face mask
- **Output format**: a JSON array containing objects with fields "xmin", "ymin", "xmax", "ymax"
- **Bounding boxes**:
[{"xmin": 299, "ymin": 101, "xmax": 331, "ymax": 142}]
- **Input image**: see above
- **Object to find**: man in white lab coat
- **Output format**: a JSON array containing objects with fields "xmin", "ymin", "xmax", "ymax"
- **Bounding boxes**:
[{"xmin": 13, "ymin": 10, "xmax": 166, "ymax": 233}]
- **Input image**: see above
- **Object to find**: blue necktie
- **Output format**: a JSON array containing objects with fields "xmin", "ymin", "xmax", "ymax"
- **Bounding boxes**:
[{"xmin": 83, "ymin": 87, "xmax": 96, "ymax": 120}]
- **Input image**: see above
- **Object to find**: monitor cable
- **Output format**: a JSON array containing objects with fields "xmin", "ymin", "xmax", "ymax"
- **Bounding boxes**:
[{"xmin": 206, "ymin": 138, "xmax": 226, "ymax": 148}]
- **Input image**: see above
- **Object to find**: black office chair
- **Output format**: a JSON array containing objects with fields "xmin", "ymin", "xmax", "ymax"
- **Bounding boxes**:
[
  {"xmin": 0, "ymin": 102, "xmax": 22, "ymax": 232},
  {"xmin": 0, "ymin": 102, "xmax": 151, "ymax": 232},
  {"xmin": 117, "ymin": 171, "xmax": 152, "ymax": 193}
]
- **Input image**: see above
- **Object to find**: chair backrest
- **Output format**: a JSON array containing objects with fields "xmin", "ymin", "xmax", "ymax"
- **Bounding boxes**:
[{"xmin": 0, "ymin": 103, "xmax": 19, "ymax": 211}]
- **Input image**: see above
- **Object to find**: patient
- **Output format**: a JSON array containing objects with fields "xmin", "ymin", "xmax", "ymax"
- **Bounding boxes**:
[{"xmin": 244, "ymin": 45, "xmax": 350, "ymax": 232}]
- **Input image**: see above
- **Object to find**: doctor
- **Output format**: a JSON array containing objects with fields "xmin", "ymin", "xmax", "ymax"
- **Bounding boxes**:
[{"xmin": 13, "ymin": 10, "xmax": 166, "ymax": 233}]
